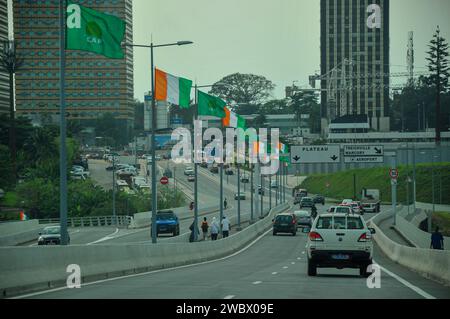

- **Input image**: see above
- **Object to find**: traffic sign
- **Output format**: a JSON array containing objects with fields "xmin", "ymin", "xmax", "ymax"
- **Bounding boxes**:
[
  {"xmin": 344, "ymin": 156, "xmax": 384, "ymax": 163},
  {"xmin": 290, "ymin": 145, "xmax": 340, "ymax": 164},
  {"xmin": 160, "ymin": 176, "xmax": 169, "ymax": 185},
  {"xmin": 344, "ymin": 145, "xmax": 384, "ymax": 157},
  {"xmin": 389, "ymin": 168, "xmax": 399, "ymax": 179}
]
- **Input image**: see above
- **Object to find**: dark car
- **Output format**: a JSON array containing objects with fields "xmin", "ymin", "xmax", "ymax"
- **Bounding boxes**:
[
  {"xmin": 225, "ymin": 169, "xmax": 234, "ymax": 175},
  {"xmin": 300, "ymin": 197, "xmax": 315, "ymax": 209},
  {"xmin": 258, "ymin": 185, "xmax": 265, "ymax": 195},
  {"xmin": 313, "ymin": 194, "xmax": 325, "ymax": 205},
  {"xmin": 162, "ymin": 153, "xmax": 172, "ymax": 160},
  {"xmin": 38, "ymin": 226, "xmax": 70, "ymax": 245},
  {"xmin": 163, "ymin": 169, "xmax": 173, "ymax": 178},
  {"xmin": 293, "ymin": 210, "xmax": 312, "ymax": 228},
  {"xmin": 152, "ymin": 210, "xmax": 180, "ymax": 237},
  {"xmin": 209, "ymin": 166, "xmax": 219, "ymax": 174},
  {"xmin": 273, "ymin": 213, "xmax": 297, "ymax": 236},
  {"xmin": 200, "ymin": 162, "xmax": 208, "ymax": 168}
]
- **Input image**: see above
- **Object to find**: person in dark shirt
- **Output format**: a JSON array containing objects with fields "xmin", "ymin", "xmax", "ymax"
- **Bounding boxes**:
[{"xmin": 430, "ymin": 227, "xmax": 444, "ymax": 250}]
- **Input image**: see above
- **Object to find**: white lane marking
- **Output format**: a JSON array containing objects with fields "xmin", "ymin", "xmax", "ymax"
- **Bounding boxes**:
[
  {"xmin": 224, "ymin": 295, "xmax": 235, "ymax": 299},
  {"xmin": 12, "ymin": 228, "xmax": 275, "ymax": 299},
  {"xmin": 252, "ymin": 281, "xmax": 262, "ymax": 285},
  {"xmin": 291, "ymin": 262, "xmax": 295, "ymax": 265},
  {"xmin": 302, "ymin": 251, "xmax": 305, "ymax": 254},
  {"xmin": 297, "ymin": 257, "xmax": 301, "ymax": 260},
  {"xmin": 373, "ymin": 260, "xmax": 436, "ymax": 299},
  {"xmin": 283, "ymin": 266, "xmax": 288, "ymax": 269},
  {"xmin": 86, "ymin": 228, "xmax": 119, "ymax": 245},
  {"xmin": 272, "ymin": 272, "xmax": 278, "ymax": 275}
]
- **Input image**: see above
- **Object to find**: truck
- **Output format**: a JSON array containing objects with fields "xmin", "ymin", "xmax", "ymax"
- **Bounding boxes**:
[
  {"xmin": 361, "ymin": 189, "xmax": 381, "ymax": 213},
  {"xmin": 293, "ymin": 188, "xmax": 308, "ymax": 205}
]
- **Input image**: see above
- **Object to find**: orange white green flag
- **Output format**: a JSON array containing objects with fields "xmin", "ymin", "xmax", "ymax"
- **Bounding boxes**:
[
  {"xmin": 155, "ymin": 68, "xmax": 192, "ymax": 108},
  {"xmin": 223, "ymin": 107, "xmax": 246, "ymax": 129}
]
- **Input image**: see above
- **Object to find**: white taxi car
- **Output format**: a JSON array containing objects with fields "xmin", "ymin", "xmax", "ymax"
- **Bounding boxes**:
[{"xmin": 306, "ymin": 213, "xmax": 375, "ymax": 277}]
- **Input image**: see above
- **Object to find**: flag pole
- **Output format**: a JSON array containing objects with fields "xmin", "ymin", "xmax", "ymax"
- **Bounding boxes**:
[
  {"xmin": 59, "ymin": 0, "xmax": 68, "ymax": 245},
  {"xmin": 193, "ymin": 84, "xmax": 199, "ymax": 241}
]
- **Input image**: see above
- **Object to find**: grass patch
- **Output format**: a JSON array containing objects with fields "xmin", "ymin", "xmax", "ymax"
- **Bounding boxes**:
[
  {"xmin": 432, "ymin": 212, "xmax": 450, "ymax": 237},
  {"xmin": 300, "ymin": 162, "xmax": 450, "ymax": 204}
]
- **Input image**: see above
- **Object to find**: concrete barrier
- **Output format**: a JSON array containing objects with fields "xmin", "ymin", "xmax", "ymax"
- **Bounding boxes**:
[
  {"xmin": 0, "ymin": 220, "xmax": 48, "ymax": 247},
  {"xmin": 0, "ymin": 203, "xmax": 289, "ymax": 297},
  {"xmin": 368, "ymin": 207, "xmax": 450, "ymax": 286},
  {"xmin": 395, "ymin": 214, "xmax": 450, "ymax": 250}
]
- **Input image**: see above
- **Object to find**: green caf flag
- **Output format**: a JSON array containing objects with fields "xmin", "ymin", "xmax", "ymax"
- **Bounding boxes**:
[
  {"xmin": 66, "ymin": 1, "xmax": 126, "ymax": 59},
  {"xmin": 198, "ymin": 91, "xmax": 226, "ymax": 118}
]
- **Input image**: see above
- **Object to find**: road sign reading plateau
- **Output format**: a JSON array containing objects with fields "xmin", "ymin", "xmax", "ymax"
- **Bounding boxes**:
[{"xmin": 290, "ymin": 145, "xmax": 340, "ymax": 164}]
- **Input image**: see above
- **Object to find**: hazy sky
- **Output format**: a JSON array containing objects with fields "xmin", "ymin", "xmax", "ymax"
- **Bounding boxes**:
[{"xmin": 132, "ymin": 0, "xmax": 450, "ymax": 101}]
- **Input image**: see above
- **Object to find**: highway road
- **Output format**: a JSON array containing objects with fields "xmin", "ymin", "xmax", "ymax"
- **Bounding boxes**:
[{"xmin": 21, "ymin": 202, "xmax": 450, "ymax": 299}]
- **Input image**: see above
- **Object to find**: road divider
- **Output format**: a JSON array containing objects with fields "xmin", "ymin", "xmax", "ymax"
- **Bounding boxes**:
[{"xmin": 0, "ymin": 203, "xmax": 289, "ymax": 298}]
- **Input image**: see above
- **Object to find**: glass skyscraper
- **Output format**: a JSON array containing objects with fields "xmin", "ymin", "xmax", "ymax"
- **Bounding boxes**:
[
  {"xmin": 320, "ymin": 0, "xmax": 390, "ymax": 132},
  {"xmin": 13, "ymin": 0, "xmax": 134, "ymax": 127},
  {"xmin": 0, "ymin": 0, "xmax": 9, "ymax": 114}
]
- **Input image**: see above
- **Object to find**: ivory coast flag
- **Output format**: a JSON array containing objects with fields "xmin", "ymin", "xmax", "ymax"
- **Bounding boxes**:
[
  {"xmin": 223, "ymin": 107, "xmax": 246, "ymax": 129},
  {"xmin": 155, "ymin": 68, "xmax": 192, "ymax": 108}
]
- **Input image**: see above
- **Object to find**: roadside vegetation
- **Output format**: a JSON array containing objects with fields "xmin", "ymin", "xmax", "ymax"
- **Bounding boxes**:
[
  {"xmin": 0, "ymin": 116, "xmax": 185, "ymax": 221},
  {"xmin": 432, "ymin": 212, "xmax": 450, "ymax": 237},
  {"xmin": 299, "ymin": 163, "xmax": 450, "ymax": 204}
]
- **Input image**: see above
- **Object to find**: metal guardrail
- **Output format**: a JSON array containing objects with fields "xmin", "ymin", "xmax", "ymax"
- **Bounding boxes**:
[{"xmin": 38, "ymin": 215, "xmax": 133, "ymax": 228}]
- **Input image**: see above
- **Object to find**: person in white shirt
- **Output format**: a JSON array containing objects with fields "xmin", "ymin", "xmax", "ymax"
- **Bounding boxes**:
[
  {"xmin": 210, "ymin": 217, "xmax": 219, "ymax": 240},
  {"xmin": 221, "ymin": 216, "xmax": 230, "ymax": 238}
]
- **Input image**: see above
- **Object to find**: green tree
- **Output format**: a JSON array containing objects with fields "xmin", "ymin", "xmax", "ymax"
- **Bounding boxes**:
[
  {"xmin": 209, "ymin": 73, "xmax": 275, "ymax": 109},
  {"xmin": 426, "ymin": 26, "xmax": 450, "ymax": 144},
  {"xmin": 287, "ymin": 90, "xmax": 321, "ymax": 133}
]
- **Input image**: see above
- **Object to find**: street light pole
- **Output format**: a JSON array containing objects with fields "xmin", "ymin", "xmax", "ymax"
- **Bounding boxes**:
[
  {"xmin": 112, "ymin": 155, "xmax": 116, "ymax": 225},
  {"xmin": 126, "ymin": 40, "xmax": 193, "ymax": 244},
  {"xmin": 237, "ymin": 164, "xmax": 241, "ymax": 230}
]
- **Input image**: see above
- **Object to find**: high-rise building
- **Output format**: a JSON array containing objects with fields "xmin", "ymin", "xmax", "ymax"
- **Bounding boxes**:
[
  {"xmin": 0, "ymin": 0, "xmax": 9, "ymax": 114},
  {"xmin": 13, "ymin": 0, "xmax": 134, "ymax": 128},
  {"xmin": 320, "ymin": 0, "xmax": 390, "ymax": 133}
]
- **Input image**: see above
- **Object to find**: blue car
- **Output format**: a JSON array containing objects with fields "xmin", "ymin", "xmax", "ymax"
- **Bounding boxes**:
[{"xmin": 153, "ymin": 210, "xmax": 180, "ymax": 237}]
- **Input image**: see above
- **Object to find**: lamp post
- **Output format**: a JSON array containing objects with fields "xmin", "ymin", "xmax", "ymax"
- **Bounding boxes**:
[
  {"xmin": 1, "ymin": 40, "xmax": 23, "ymax": 184},
  {"xmin": 126, "ymin": 41, "xmax": 193, "ymax": 243}
]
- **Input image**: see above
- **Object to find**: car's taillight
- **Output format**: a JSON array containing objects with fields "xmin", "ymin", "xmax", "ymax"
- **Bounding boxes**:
[
  {"xmin": 358, "ymin": 232, "xmax": 372, "ymax": 242},
  {"xmin": 309, "ymin": 231, "xmax": 323, "ymax": 241},
  {"xmin": 292, "ymin": 219, "xmax": 296, "ymax": 224}
]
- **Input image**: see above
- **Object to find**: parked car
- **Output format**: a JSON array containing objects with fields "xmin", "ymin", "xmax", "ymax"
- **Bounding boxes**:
[
  {"xmin": 272, "ymin": 213, "xmax": 297, "ymax": 236},
  {"xmin": 300, "ymin": 197, "xmax": 315, "ymax": 209},
  {"xmin": 187, "ymin": 174, "xmax": 195, "ymax": 182},
  {"xmin": 209, "ymin": 166, "xmax": 219, "ymax": 174},
  {"xmin": 234, "ymin": 192, "xmax": 246, "ymax": 200},
  {"xmin": 270, "ymin": 180, "xmax": 278, "ymax": 188},
  {"xmin": 151, "ymin": 210, "xmax": 180, "ymax": 237},
  {"xmin": 306, "ymin": 213, "xmax": 375, "ymax": 277},
  {"xmin": 241, "ymin": 174, "xmax": 250, "ymax": 183},
  {"xmin": 313, "ymin": 194, "xmax": 325, "ymax": 205},
  {"xmin": 293, "ymin": 210, "xmax": 312, "ymax": 228},
  {"xmin": 38, "ymin": 226, "xmax": 70, "ymax": 245},
  {"xmin": 184, "ymin": 167, "xmax": 194, "ymax": 175},
  {"xmin": 350, "ymin": 201, "xmax": 363, "ymax": 215},
  {"xmin": 225, "ymin": 169, "xmax": 234, "ymax": 175},
  {"xmin": 200, "ymin": 162, "xmax": 208, "ymax": 168}
]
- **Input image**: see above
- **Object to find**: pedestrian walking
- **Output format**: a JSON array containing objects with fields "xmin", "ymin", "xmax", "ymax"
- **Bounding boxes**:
[
  {"xmin": 221, "ymin": 216, "xmax": 230, "ymax": 238},
  {"xmin": 189, "ymin": 220, "xmax": 199, "ymax": 243},
  {"xmin": 224, "ymin": 198, "xmax": 228, "ymax": 210},
  {"xmin": 201, "ymin": 217, "xmax": 209, "ymax": 241},
  {"xmin": 430, "ymin": 227, "xmax": 444, "ymax": 250},
  {"xmin": 210, "ymin": 217, "xmax": 219, "ymax": 241}
]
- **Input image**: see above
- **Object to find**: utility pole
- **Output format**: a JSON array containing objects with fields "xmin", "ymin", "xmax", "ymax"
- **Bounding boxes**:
[
  {"xmin": 112, "ymin": 155, "xmax": 116, "ymax": 226},
  {"xmin": 237, "ymin": 164, "xmax": 241, "ymax": 230},
  {"xmin": 250, "ymin": 164, "xmax": 254, "ymax": 222}
]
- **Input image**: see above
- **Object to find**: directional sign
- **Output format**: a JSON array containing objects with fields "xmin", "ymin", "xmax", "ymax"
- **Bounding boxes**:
[
  {"xmin": 344, "ymin": 156, "xmax": 384, "ymax": 163},
  {"xmin": 160, "ymin": 176, "xmax": 169, "ymax": 185},
  {"xmin": 290, "ymin": 145, "xmax": 340, "ymax": 164},
  {"xmin": 344, "ymin": 145, "xmax": 384, "ymax": 157}
]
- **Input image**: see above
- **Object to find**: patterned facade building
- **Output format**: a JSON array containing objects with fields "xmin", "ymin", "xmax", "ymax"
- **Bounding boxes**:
[{"xmin": 13, "ymin": 0, "xmax": 134, "ymax": 127}]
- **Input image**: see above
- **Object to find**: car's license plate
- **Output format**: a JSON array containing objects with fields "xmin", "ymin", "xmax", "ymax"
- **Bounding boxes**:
[
  {"xmin": 280, "ymin": 224, "xmax": 288, "ymax": 227},
  {"xmin": 331, "ymin": 254, "xmax": 349, "ymax": 260}
]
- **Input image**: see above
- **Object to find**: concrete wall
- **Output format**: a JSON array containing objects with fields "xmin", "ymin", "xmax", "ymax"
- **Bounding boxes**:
[
  {"xmin": 395, "ymin": 214, "xmax": 450, "ymax": 250},
  {"xmin": 369, "ymin": 208, "xmax": 450, "ymax": 285},
  {"xmin": 0, "ymin": 220, "xmax": 48, "ymax": 247},
  {"xmin": 0, "ymin": 203, "xmax": 289, "ymax": 297}
]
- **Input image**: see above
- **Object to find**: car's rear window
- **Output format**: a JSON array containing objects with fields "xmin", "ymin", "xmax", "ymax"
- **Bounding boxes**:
[
  {"xmin": 335, "ymin": 206, "xmax": 351, "ymax": 214},
  {"xmin": 316, "ymin": 216, "xmax": 364, "ymax": 230},
  {"xmin": 157, "ymin": 212, "xmax": 176, "ymax": 220},
  {"xmin": 276, "ymin": 215, "xmax": 293, "ymax": 223}
]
